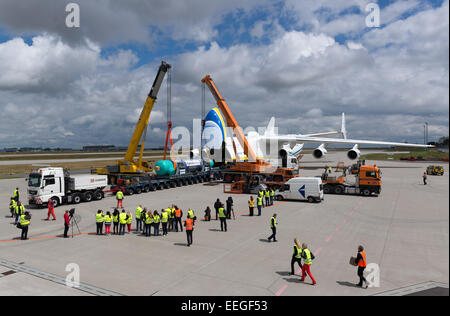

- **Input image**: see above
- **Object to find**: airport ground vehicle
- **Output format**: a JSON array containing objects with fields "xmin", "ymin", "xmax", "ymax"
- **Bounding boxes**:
[
  {"xmin": 275, "ymin": 177, "xmax": 324, "ymax": 203},
  {"xmin": 27, "ymin": 167, "xmax": 108, "ymax": 207},
  {"xmin": 321, "ymin": 164, "xmax": 381, "ymax": 196},
  {"xmin": 201, "ymin": 75, "xmax": 299, "ymax": 186},
  {"xmin": 426, "ymin": 165, "xmax": 444, "ymax": 176}
]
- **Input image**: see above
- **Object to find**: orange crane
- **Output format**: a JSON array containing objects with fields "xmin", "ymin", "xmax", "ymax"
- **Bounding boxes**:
[{"xmin": 201, "ymin": 75, "xmax": 297, "ymax": 186}]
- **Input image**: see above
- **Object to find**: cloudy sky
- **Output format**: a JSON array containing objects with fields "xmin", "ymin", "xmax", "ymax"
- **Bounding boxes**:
[{"xmin": 0, "ymin": 0, "xmax": 448, "ymax": 148}]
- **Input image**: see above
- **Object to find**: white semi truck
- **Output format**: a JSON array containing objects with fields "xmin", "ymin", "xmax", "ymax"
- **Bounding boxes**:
[{"xmin": 27, "ymin": 167, "xmax": 108, "ymax": 207}]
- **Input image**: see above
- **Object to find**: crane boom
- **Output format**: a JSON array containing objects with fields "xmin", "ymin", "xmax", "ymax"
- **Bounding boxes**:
[
  {"xmin": 201, "ymin": 75, "xmax": 258, "ymax": 162},
  {"xmin": 124, "ymin": 61, "xmax": 171, "ymax": 163}
]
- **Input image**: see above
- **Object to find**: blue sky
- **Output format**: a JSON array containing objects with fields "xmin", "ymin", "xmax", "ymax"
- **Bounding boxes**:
[{"xmin": 0, "ymin": 0, "xmax": 448, "ymax": 148}]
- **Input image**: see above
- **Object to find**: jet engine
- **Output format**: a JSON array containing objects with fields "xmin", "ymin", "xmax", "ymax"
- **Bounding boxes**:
[
  {"xmin": 347, "ymin": 144, "xmax": 361, "ymax": 160},
  {"xmin": 313, "ymin": 144, "xmax": 327, "ymax": 159}
]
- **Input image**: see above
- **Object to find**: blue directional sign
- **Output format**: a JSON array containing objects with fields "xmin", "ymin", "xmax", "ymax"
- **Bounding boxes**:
[{"xmin": 298, "ymin": 185, "xmax": 305, "ymax": 198}]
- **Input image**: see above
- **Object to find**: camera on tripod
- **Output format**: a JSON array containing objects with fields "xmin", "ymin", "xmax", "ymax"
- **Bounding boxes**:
[{"xmin": 69, "ymin": 208, "xmax": 75, "ymax": 218}]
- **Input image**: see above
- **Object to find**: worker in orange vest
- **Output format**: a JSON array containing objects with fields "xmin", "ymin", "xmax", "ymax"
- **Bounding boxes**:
[
  {"xmin": 174, "ymin": 206, "xmax": 183, "ymax": 232},
  {"xmin": 184, "ymin": 217, "xmax": 194, "ymax": 246},
  {"xmin": 355, "ymin": 245, "xmax": 368, "ymax": 288}
]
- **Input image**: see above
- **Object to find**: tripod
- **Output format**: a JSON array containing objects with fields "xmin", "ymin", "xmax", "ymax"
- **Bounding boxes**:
[{"xmin": 70, "ymin": 214, "xmax": 81, "ymax": 238}]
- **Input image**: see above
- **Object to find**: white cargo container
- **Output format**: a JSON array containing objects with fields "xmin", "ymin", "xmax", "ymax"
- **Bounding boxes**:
[
  {"xmin": 275, "ymin": 177, "xmax": 324, "ymax": 203},
  {"xmin": 27, "ymin": 167, "xmax": 108, "ymax": 207}
]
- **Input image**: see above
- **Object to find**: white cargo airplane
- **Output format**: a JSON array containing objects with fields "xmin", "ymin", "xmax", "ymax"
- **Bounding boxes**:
[{"xmin": 199, "ymin": 108, "xmax": 432, "ymax": 166}]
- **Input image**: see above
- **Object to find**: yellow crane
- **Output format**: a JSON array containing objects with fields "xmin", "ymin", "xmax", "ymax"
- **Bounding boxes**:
[{"xmin": 96, "ymin": 61, "xmax": 171, "ymax": 175}]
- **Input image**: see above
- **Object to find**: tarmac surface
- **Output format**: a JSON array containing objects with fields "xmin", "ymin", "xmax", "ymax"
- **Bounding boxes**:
[{"xmin": 0, "ymin": 152, "xmax": 448, "ymax": 296}]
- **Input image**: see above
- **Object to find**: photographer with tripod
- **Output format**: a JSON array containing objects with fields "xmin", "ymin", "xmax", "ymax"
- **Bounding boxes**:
[{"xmin": 64, "ymin": 210, "xmax": 70, "ymax": 238}]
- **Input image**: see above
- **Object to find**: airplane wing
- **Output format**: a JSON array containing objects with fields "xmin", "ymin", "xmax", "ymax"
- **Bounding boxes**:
[
  {"xmin": 265, "ymin": 135, "xmax": 434, "ymax": 148},
  {"xmin": 303, "ymin": 131, "xmax": 342, "ymax": 138}
]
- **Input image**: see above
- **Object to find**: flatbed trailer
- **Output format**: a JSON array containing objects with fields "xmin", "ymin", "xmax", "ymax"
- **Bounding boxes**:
[{"xmin": 109, "ymin": 169, "xmax": 223, "ymax": 195}]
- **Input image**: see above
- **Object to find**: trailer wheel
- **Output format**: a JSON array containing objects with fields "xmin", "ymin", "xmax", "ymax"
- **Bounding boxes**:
[
  {"xmin": 323, "ymin": 186, "xmax": 331, "ymax": 194},
  {"xmin": 362, "ymin": 189, "xmax": 372, "ymax": 196},
  {"xmin": 334, "ymin": 186, "xmax": 344, "ymax": 194},
  {"xmin": 72, "ymin": 194, "xmax": 82, "ymax": 204},
  {"xmin": 143, "ymin": 185, "xmax": 150, "ymax": 193},
  {"xmin": 135, "ymin": 186, "xmax": 142, "ymax": 194},
  {"xmin": 224, "ymin": 174, "xmax": 233, "ymax": 183},
  {"xmin": 83, "ymin": 191, "xmax": 93, "ymax": 202},
  {"xmin": 93, "ymin": 190, "xmax": 103, "ymax": 200},
  {"xmin": 126, "ymin": 188, "xmax": 134, "ymax": 195}
]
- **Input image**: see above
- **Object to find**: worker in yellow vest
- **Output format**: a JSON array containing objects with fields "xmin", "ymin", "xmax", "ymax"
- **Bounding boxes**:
[
  {"xmin": 291, "ymin": 238, "xmax": 303, "ymax": 275},
  {"xmin": 270, "ymin": 188, "xmax": 275, "ymax": 206},
  {"xmin": 248, "ymin": 197, "xmax": 255, "ymax": 216},
  {"xmin": 112, "ymin": 208, "xmax": 120, "ymax": 235},
  {"xmin": 135, "ymin": 205, "xmax": 143, "ymax": 232},
  {"xmin": 126, "ymin": 211, "xmax": 133, "ymax": 233},
  {"xmin": 14, "ymin": 201, "xmax": 25, "ymax": 225},
  {"xmin": 144, "ymin": 209, "xmax": 153, "ymax": 237},
  {"xmin": 13, "ymin": 187, "xmax": 19, "ymax": 202},
  {"xmin": 96, "ymin": 210, "xmax": 104, "ymax": 235},
  {"xmin": 300, "ymin": 243, "xmax": 316, "ymax": 285},
  {"xmin": 218, "ymin": 204, "xmax": 227, "ymax": 232},
  {"xmin": 116, "ymin": 190, "xmax": 124, "ymax": 208},
  {"xmin": 187, "ymin": 209, "xmax": 196, "ymax": 222},
  {"xmin": 265, "ymin": 189, "xmax": 270, "ymax": 206},
  {"xmin": 258, "ymin": 190, "xmax": 265, "ymax": 207},
  {"xmin": 161, "ymin": 208, "xmax": 169, "ymax": 236},
  {"xmin": 104, "ymin": 211, "xmax": 112, "ymax": 235},
  {"xmin": 268, "ymin": 213, "xmax": 277, "ymax": 242},
  {"xmin": 9, "ymin": 197, "xmax": 17, "ymax": 218},
  {"xmin": 119, "ymin": 210, "xmax": 127, "ymax": 235},
  {"xmin": 20, "ymin": 211, "xmax": 31, "ymax": 240},
  {"xmin": 169, "ymin": 205, "xmax": 176, "ymax": 231},
  {"xmin": 257, "ymin": 196, "xmax": 263, "ymax": 216},
  {"xmin": 153, "ymin": 211, "xmax": 161, "ymax": 236}
]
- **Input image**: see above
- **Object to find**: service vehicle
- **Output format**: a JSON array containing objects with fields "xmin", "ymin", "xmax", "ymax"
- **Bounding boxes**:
[
  {"xmin": 275, "ymin": 177, "xmax": 324, "ymax": 203},
  {"xmin": 27, "ymin": 167, "xmax": 107, "ymax": 207}
]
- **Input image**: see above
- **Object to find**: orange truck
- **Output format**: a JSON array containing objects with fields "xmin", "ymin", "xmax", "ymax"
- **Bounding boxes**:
[{"xmin": 321, "ymin": 164, "xmax": 381, "ymax": 196}]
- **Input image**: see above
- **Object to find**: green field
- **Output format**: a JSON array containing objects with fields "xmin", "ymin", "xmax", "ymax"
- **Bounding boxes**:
[{"xmin": 361, "ymin": 150, "xmax": 449, "ymax": 161}]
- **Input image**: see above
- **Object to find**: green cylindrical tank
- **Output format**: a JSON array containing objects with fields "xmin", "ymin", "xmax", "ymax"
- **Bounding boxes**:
[
  {"xmin": 209, "ymin": 160, "xmax": 214, "ymax": 168},
  {"xmin": 154, "ymin": 160, "xmax": 176, "ymax": 176}
]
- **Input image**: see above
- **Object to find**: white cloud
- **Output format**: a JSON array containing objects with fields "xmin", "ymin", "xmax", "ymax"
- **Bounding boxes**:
[{"xmin": 0, "ymin": 1, "xmax": 447, "ymax": 148}]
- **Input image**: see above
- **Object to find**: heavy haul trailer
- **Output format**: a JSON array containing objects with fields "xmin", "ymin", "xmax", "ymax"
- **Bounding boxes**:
[
  {"xmin": 221, "ymin": 165, "xmax": 298, "ymax": 184},
  {"xmin": 321, "ymin": 164, "xmax": 381, "ymax": 196},
  {"xmin": 109, "ymin": 168, "xmax": 222, "ymax": 195}
]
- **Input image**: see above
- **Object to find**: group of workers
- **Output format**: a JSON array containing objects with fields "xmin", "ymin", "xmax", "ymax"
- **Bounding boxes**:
[
  {"xmin": 8, "ymin": 188, "xmax": 31, "ymax": 240},
  {"xmin": 95, "ymin": 203, "xmax": 197, "ymax": 246},
  {"xmin": 246, "ymin": 187, "xmax": 275, "ymax": 217},
  {"xmin": 7, "ymin": 187, "xmax": 370, "ymax": 287}
]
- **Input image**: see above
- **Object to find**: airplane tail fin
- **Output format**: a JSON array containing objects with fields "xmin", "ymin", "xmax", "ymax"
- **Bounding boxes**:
[
  {"xmin": 341, "ymin": 113, "xmax": 347, "ymax": 139},
  {"xmin": 265, "ymin": 117, "xmax": 276, "ymax": 137}
]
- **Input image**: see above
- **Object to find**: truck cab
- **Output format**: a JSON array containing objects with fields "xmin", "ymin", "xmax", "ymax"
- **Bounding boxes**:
[{"xmin": 27, "ymin": 167, "xmax": 66, "ymax": 207}]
